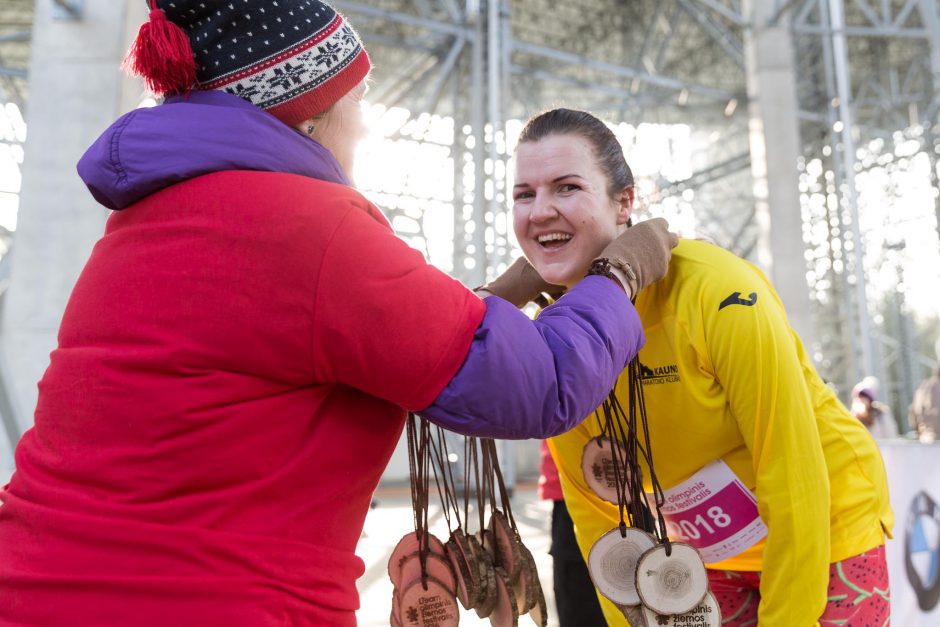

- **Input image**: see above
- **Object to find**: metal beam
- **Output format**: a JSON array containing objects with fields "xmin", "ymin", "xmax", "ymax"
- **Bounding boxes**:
[
  {"xmin": 437, "ymin": 0, "xmax": 461, "ymax": 23},
  {"xmin": 829, "ymin": 0, "xmax": 875, "ymax": 380},
  {"xmin": 727, "ymin": 205, "xmax": 759, "ymax": 251},
  {"xmin": 918, "ymin": 0, "xmax": 940, "ymax": 254},
  {"xmin": 411, "ymin": 0, "xmax": 435, "ymax": 19},
  {"xmin": 793, "ymin": 25, "xmax": 929, "ymax": 37},
  {"xmin": 893, "ymin": 0, "xmax": 921, "ymax": 28},
  {"xmin": 353, "ymin": 30, "xmax": 440, "ymax": 53},
  {"xmin": 851, "ymin": 0, "xmax": 884, "ymax": 28},
  {"xmin": 690, "ymin": 0, "xmax": 749, "ymax": 26},
  {"xmin": 0, "ymin": 66, "xmax": 27, "ymax": 79},
  {"xmin": 636, "ymin": 1, "xmax": 668, "ymax": 73},
  {"xmin": 793, "ymin": 0, "xmax": 821, "ymax": 28},
  {"xmin": 486, "ymin": 0, "xmax": 508, "ymax": 269},
  {"xmin": 511, "ymin": 40, "xmax": 735, "ymax": 100},
  {"xmin": 659, "ymin": 152, "xmax": 751, "ymax": 197},
  {"xmin": 767, "ymin": 0, "xmax": 806, "ymax": 26},
  {"xmin": 678, "ymin": 0, "xmax": 746, "ymax": 68},
  {"xmin": 378, "ymin": 53, "xmax": 445, "ymax": 111},
  {"xmin": 919, "ymin": 0, "xmax": 940, "ymax": 123},
  {"xmin": 510, "ymin": 65, "xmax": 663, "ymax": 109},
  {"xmin": 366, "ymin": 49, "xmax": 438, "ymax": 106},
  {"xmin": 0, "ymin": 32, "xmax": 30, "ymax": 44},
  {"xmin": 335, "ymin": 1, "xmax": 470, "ymax": 37},
  {"xmin": 652, "ymin": 3, "xmax": 684, "ymax": 88},
  {"xmin": 469, "ymin": 0, "xmax": 486, "ymax": 285},
  {"xmin": 422, "ymin": 35, "xmax": 466, "ymax": 116},
  {"xmin": 52, "ymin": 0, "xmax": 83, "ymax": 20}
]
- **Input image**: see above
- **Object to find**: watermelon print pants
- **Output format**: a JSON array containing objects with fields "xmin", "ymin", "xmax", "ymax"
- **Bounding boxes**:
[{"xmin": 707, "ymin": 545, "xmax": 890, "ymax": 626}]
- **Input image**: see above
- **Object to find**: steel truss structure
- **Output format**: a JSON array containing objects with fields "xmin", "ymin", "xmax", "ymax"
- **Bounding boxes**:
[
  {"xmin": 0, "ymin": 0, "xmax": 31, "ymax": 108},
  {"xmin": 1, "ymin": 0, "xmax": 939, "ymax": 419},
  {"xmin": 791, "ymin": 0, "xmax": 940, "ymax": 408}
]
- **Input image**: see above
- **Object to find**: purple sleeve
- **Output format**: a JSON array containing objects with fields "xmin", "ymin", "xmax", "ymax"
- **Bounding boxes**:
[{"xmin": 419, "ymin": 275, "xmax": 644, "ymax": 439}]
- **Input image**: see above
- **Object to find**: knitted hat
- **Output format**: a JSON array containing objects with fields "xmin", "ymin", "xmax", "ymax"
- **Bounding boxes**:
[
  {"xmin": 853, "ymin": 376, "xmax": 879, "ymax": 402},
  {"xmin": 125, "ymin": 0, "xmax": 371, "ymax": 126}
]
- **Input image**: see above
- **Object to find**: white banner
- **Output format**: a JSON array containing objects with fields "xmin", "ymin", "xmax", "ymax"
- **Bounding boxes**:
[{"xmin": 879, "ymin": 439, "xmax": 940, "ymax": 624}]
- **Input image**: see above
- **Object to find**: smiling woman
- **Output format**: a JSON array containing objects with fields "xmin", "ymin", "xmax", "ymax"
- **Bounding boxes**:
[
  {"xmin": 513, "ymin": 133, "xmax": 632, "ymax": 288},
  {"xmin": 492, "ymin": 107, "xmax": 895, "ymax": 627},
  {"xmin": 512, "ymin": 110, "xmax": 640, "ymax": 290}
]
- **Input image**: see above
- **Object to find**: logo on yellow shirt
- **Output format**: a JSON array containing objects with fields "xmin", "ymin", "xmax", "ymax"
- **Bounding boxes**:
[
  {"xmin": 718, "ymin": 291, "xmax": 758, "ymax": 311},
  {"xmin": 640, "ymin": 362, "xmax": 680, "ymax": 385}
]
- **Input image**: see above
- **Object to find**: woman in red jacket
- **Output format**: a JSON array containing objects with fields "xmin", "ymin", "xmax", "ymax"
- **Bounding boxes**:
[{"xmin": 0, "ymin": 2, "xmax": 677, "ymax": 626}]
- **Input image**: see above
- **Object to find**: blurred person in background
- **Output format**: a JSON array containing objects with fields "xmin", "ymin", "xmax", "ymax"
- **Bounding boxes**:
[
  {"xmin": 0, "ymin": 3, "xmax": 678, "ymax": 626},
  {"xmin": 908, "ymin": 338, "xmax": 940, "ymax": 442},
  {"xmin": 538, "ymin": 441, "xmax": 606, "ymax": 627},
  {"xmin": 851, "ymin": 376, "xmax": 899, "ymax": 439}
]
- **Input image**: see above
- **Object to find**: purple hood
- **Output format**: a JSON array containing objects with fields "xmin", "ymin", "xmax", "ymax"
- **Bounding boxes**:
[{"xmin": 77, "ymin": 90, "xmax": 349, "ymax": 211}]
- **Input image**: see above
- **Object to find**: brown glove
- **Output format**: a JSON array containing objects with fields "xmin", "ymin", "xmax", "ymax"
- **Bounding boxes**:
[
  {"xmin": 593, "ymin": 217, "xmax": 679, "ymax": 296},
  {"xmin": 476, "ymin": 256, "xmax": 565, "ymax": 308}
]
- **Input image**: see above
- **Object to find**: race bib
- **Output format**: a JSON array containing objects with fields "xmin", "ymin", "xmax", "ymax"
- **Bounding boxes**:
[{"xmin": 652, "ymin": 460, "xmax": 767, "ymax": 564}]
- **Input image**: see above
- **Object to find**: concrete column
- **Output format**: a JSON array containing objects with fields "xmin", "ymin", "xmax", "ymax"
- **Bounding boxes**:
[
  {"xmin": 742, "ymin": 0, "xmax": 815, "ymax": 349},
  {"xmin": 1, "ymin": 0, "xmax": 147, "ymax": 450}
]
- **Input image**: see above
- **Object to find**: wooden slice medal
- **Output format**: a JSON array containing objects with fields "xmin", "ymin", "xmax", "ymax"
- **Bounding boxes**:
[
  {"xmin": 510, "ymin": 551, "xmax": 527, "ymax": 616},
  {"xmin": 470, "ymin": 529, "xmax": 496, "ymax": 618},
  {"xmin": 454, "ymin": 529, "xmax": 486, "ymax": 612},
  {"xmin": 515, "ymin": 538, "xmax": 540, "ymax": 614},
  {"xmin": 469, "ymin": 533, "xmax": 499, "ymax": 617},
  {"xmin": 488, "ymin": 566, "xmax": 519, "ymax": 626},
  {"xmin": 587, "ymin": 527, "xmax": 656, "ymax": 606},
  {"xmin": 481, "ymin": 525, "xmax": 506, "ymax": 607},
  {"xmin": 635, "ymin": 543, "xmax": 708, "ymax": 616},
  {"xmin": 526, "ymin": 585, "xmax": 548, "ymax": 627},
  {"xmin": 641, "ymin": 591, "xmax": 721, "ymax": 626},
  {"xmin": 445, "ymin": 535, "xmax": 475, "ymax": 610},
  {"xmin": 480, "ymin": 529, "xmax": 498, "ymax": 561},
  {"xmin": 399, "ymin": 551, "xmax": 457, "ymax": 596},
  {"xmin": 510, "ymin": 544, "xmax": 531, "ymax": 615},
  {"xmin": 388, "ymin": 531, "xmax": 446, "ymax": 583},
  {"xmin": 488, "ymin": 510, "xmax": 521, "ymax": 580},
  {"xmin": 391, "ymin": 591, "xmax": 403, "ymax": 627},
  {"xmin": 398, "ymin": 575, "xmax": 460, "ymax": 627},
  {"xmin": 581, "ymin": 437, "xmax": 639, "ymax": 504}
]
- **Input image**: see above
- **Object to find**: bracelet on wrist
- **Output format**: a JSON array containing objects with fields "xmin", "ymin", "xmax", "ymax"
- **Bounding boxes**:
[
  {"xmin": 586, "ymin": 258, "xmax": 624, "ymax": 290},
  {"xmin": 610, "ymin": 256, "xmax": 638, "ymax": 288}
]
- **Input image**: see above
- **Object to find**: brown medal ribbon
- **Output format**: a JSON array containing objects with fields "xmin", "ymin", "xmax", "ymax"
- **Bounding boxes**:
[{"xmin": 389, "ymin": 417, "xmax": 548, "ymax": 626}]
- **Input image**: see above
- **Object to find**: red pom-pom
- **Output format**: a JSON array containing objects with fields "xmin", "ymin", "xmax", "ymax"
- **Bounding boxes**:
[{"xmin": 122, "ymin": 7, "xmax": 197, "ymax": 96}]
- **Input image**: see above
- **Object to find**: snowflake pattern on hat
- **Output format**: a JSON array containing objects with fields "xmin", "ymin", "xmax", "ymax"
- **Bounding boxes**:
[
  {"xmin": 214, "ymin": 22, "xmax": 361, "ymax": 109},
  {"xmin": 152, "ymin": 0, "xmax": 370, "ymax": 124}
]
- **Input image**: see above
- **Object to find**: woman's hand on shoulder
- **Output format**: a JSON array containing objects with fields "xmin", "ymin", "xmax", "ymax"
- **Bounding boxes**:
[
  {"xmin": 593, "ymin": 217, "xmax": 679, "ymax": 295},
  {"xmin": 475, "ymin": 257, "xmax": 565, "ymax": 308}
]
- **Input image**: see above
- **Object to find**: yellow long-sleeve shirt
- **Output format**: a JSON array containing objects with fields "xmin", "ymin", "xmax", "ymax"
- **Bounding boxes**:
[{"xmin": 548, "ymin": 239, "xmax": 892, "ymax": 626}]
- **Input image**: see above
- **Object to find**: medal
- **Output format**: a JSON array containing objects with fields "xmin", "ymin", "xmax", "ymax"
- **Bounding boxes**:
[
  {"xmin": 398, "ymin": 575, "xmax": 460, "ymax": 627},
  {"xmin": 387, "ymin": 416, "xmax": 548, "ymax": 626},
  {"xmin": 636, "ymin": 542, "xmax": 709, "ymax": 616},
  {"xmin": 587, "ymin": 527, "xmax": 656, "ymax": 606},
  {"xmin": 388, "ymin": 417, "xmax": 459, "ymax": 626},
  {"xmin": 581, "ymin": 436, "xmax": 641, "ymax": 505},
  {"xmin": 583, "ymin": 358, "xmax": 714, "ymax": 620}
]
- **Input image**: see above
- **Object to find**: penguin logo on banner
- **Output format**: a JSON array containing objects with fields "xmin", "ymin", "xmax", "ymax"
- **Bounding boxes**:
[{"xmin": 905, "ymin": 491, "xmax": 940, "ymax": 611}]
